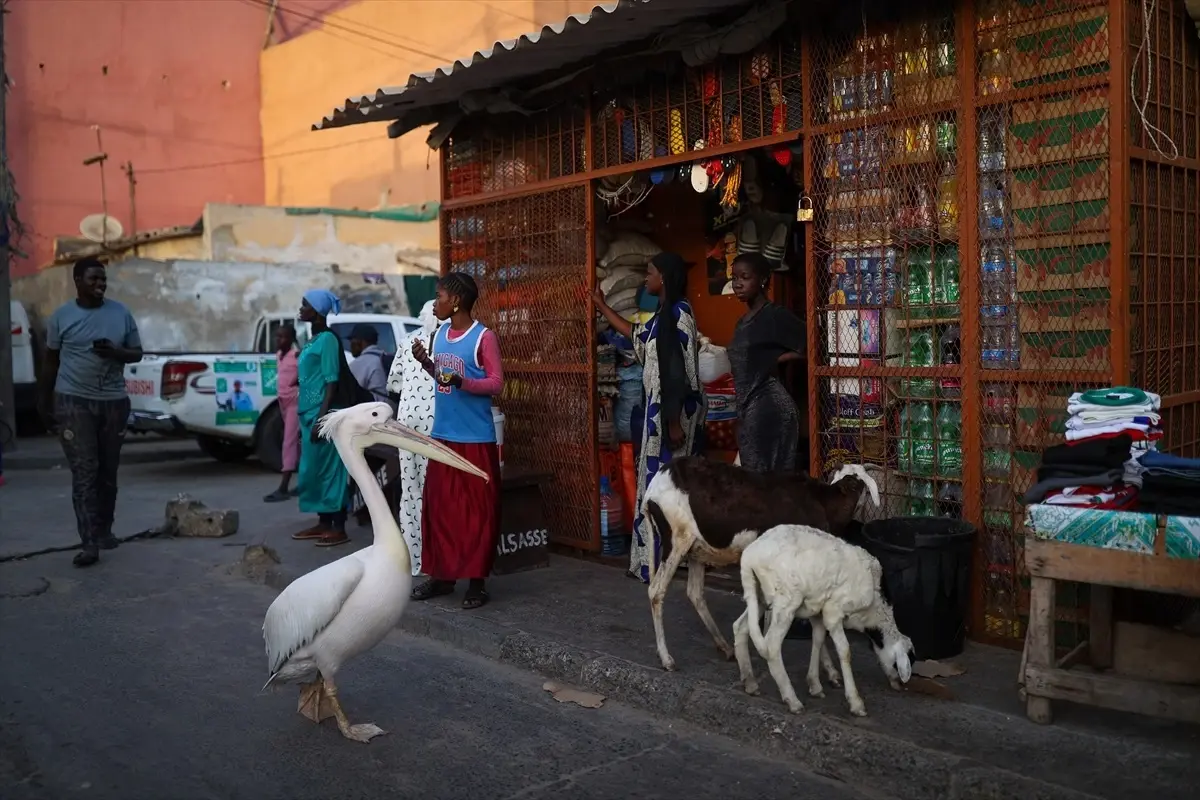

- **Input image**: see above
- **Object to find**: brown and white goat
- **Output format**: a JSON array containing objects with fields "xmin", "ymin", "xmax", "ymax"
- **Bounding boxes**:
[{"xmin": 642, "ymin": 457, "xmax": 880, "ymax": 671}]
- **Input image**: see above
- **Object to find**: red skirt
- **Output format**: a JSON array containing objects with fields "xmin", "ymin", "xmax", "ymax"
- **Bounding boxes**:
[{"xmin": 421, "ymin": 440, "xmax": 501, "ymax": 580}]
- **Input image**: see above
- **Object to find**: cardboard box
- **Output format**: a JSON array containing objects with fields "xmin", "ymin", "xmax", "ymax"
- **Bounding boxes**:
[
  {"xmin": 1010, "ymin": 9, "xmax": 1110, "ymax": 88},
  {"xmin": 1009, "ymin": 86, "xmax": 1109, "ymax": 167},
  {"xmin": 1017, "ymin": 286, "xmax": 1110, "ymax": 332},
  {"xmin": 1015, "ymin": 384, "xmax": 1071, "ymax": 447},
  {"xmin": 1012, "ymin": 196, "xmax": 1109, "ymax": 238},
  {"xmin": 1014, "ymin": 234, "xmax": 1110, "ymax": 292},
  {"xmin": 1010, "ymin": 157, "xmax": 1108, "ymax": 210},
  {"xmin": 1020, "ymin": 328, "xmax": 1111, "ymax": 371},
  {"xmin": 1165, "ymin": 516, "xmax": 1200, "ymax": 560}
]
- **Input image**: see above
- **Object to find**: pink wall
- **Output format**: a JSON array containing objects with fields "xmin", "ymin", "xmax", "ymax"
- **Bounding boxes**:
[{"xmin": 6, "ymin": 0, "xmax": 271, "ymax": 277}]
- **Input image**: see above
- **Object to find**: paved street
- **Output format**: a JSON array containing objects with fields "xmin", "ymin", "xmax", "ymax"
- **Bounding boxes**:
[{"xmin": 0, "ymin": 453, "xmax": 866, "ymax": 800}]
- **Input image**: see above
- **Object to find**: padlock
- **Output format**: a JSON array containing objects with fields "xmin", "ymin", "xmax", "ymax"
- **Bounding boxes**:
[{"xmin": 796, "ymin": 195, "xmax": 815, "ymax": 223}]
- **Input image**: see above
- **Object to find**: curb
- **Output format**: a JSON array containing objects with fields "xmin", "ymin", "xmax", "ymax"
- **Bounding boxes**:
[
  {"xmin": 255, "ymin": 561, "xmax": 1099, "ymax": 800},
  {"xmin": 6, "ymin": 445, "xmax": 207, "ymax": 471}
]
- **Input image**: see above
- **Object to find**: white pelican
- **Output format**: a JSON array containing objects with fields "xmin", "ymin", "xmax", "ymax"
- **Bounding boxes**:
[{"xmin": 262, "ymin": 401, "xmax": 488, "ymax": 742}]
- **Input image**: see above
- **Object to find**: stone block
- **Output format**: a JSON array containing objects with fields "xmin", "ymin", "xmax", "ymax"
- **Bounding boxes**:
[{"xmin": 163, "ymin": 493, "xmax": 239, "ymax": 538}]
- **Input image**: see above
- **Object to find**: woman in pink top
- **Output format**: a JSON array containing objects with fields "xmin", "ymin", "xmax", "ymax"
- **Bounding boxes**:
[{"xmin": 264, "ymin": 324, "xmax": 301, "ymax": 502}]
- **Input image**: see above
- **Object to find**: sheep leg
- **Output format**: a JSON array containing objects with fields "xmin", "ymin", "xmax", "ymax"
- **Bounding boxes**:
[
  {"xmin": 821, "ymin": 640, "xmax": 842, "ymax": 687},
  {"xmin": 649, "ymin": 543, "xmax": 688, "ymax": 671},
  {"xmin": 765, "ymin": 602, "xmax": 804, "ymax": 714},
  {"xmin": 685, "ymin": 557, "xmax": 734, "ymax": 660},
  {"xmin": 826, "ymin": 619, "xmax": 868, "ymax": 717},
  {"xmin": 323, "ymin": 678, "xmax": 387, "ymax": 743},
  {"xmin": 806, "ymin": 620, "xmax": 827, "ymax": 698},
  {"xmin": 733, "ymin": 610, "xmax": 760, "ymax": 695}
]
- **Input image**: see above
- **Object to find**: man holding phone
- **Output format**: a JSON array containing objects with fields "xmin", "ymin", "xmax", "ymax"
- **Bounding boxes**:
[{"xmin": 38, "ymin": 257, "xmax": 143, "ymax": 567}]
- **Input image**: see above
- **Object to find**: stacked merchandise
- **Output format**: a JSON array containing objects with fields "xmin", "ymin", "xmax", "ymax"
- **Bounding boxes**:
[
  {"xmin": 596, "ymin": 232, "xmax": 660, "ymax": 332},
  {"xmin": 1022, "ymin": 387, "xmax": 1162, "ymax": 509},
  {"xmin": 1139, "ymin": 454, "xmax": 1200, "ymax": 517},
  {"xmin": 596, "ymin": 344, "xmax": 619, "ymax": 448}
]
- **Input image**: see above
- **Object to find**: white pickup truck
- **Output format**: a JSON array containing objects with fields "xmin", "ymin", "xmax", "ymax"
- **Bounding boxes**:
[{"xmin": 125, "ymin": 312, "xmax": 421, "ymax": 471}]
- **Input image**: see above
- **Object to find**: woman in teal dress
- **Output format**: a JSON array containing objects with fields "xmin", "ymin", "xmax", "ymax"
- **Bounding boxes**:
[{"xmin": 291, "ymin": 289, "xmax": 352, "ymax": 548}]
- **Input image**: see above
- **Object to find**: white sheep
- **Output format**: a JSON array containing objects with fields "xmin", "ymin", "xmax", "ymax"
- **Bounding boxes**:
[{"xmin": 732, "ymin": 524, "xmax": 914, "ymax": 717}]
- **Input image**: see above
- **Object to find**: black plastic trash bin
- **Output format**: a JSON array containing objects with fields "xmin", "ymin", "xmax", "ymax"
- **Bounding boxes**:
[{"xmin": 861, "ymin": 517, "xmax": 976, "ymax": 661}]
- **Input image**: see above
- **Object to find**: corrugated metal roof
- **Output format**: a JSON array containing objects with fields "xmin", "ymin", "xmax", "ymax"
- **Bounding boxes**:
[{"xmin": 312, "ymin": 0, "xmax": 754, "ymax": 138}]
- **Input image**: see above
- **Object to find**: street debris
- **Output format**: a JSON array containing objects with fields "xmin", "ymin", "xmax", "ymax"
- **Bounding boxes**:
[
  {"xmin": 163, "ymin": 493, "xmax": 239, "ymax": 538},
  {"xmin": 542, "ymin": 681, "xmax": 605, "ymax": 709},
  {"xmin": 912, "ymin": 659, "xmax": 966, "ymax": 679}
]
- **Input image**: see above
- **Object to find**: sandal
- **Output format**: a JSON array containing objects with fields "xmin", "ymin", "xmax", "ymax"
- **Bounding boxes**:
[
  {"xmin": 462, "ymin": 588, "xmax": 490, "ymax": 610},
  {"xmin": 411, "ymin": 580, "xmax": 454, "ymax": 602},
  {"xmin": 263, "ymin": 489, "xmax": 291, "ymax": 503}
]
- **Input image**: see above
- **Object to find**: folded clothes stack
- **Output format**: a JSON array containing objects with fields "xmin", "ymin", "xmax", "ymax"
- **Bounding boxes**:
[
  {"xmin": 1023, "ymin": 432, "xmax": 1136, "ymax": 508},
  {"xmin": 1139, "ymin": 451, "xmax": 1200, "ymax": 516}
]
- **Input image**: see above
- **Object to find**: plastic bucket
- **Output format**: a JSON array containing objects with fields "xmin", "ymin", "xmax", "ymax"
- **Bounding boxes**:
[
  {"xmin": 861, "ymin": 517, "xmax": 976, "ymax": 660},
  {"xmin": 492, "ymin": 407, "xmax": 505, "ymax": 468}
]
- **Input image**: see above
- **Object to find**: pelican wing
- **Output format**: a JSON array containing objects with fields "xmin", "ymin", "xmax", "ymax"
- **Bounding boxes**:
[
  {"xmin": 263, "ymin": 552, "xmax": 366, "ymax": 675},
  {"xmin": 376, "ymin": 418, "xmax": 490, "ymax": 481}
]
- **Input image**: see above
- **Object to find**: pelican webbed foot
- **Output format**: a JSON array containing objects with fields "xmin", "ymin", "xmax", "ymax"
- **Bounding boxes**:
[
  {"xmin": 297, "ymin": 679, "xmax": 335, "ymax": 723},
  {"xmin": 324, "ymin": 679, "xmax": 387, "ymax": 743}
]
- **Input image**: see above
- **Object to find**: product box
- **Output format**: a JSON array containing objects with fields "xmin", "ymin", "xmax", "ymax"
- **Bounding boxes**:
[
  {"xmin": 1017, "ymin": 286, "xmax": 1110, "ymax": 333},
  {"xmin": 1015, "ymin": 384, "xmax": 1071, "ymax": 447},
  {"xmin": 1020, "ymin": 328, "xmax": 1111, "ymax": 371},
  {"xmin": 1009, "ymin": 9, "xmax": 1110, "ymax": 90},
  {"xmin": 1010, "ymin": 157, "xmax": 1108, "ymax": 210},
  {"xmin": 1014, "ymin": 234, "xmax": 1110, "ymax": 292},
  {"xmin": 1009, "ymin": 86, "xmax": 1109, "ymax": 167},
  {"xmin": 1012, "ymin": 197, "xmax": 1109, "ymax": 238}
]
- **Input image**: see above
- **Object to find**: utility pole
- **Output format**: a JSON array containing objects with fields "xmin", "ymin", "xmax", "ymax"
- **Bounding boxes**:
[{"xmin": 0, "ymin": 0, "xmax": 16, "ymax": 449}]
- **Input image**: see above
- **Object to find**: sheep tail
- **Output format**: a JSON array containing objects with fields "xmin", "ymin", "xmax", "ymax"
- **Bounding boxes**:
[
  {"xmin": 741, "ymin": 558, "xmax": 768, "ymax": 656},
  {"xmin": 831, "ymin": 463, "xmax": 881, "ymax": 508}
]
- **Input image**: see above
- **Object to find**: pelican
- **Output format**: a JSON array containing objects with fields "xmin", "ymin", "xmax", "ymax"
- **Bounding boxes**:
[{"xmin": 262, "ymin": 402, "xmax": 488, "ymax": 742}]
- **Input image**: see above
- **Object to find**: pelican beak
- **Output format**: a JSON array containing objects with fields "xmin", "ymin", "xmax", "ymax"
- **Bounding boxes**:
[{"xmin": 370, "ymin": 419, "xmax": 490, "ymax": 482}]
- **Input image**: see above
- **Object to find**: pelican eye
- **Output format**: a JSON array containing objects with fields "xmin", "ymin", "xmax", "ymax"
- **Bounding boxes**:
[{"xmin": 372, "ymin": 411, "xmax": 379, "ymax": 417}]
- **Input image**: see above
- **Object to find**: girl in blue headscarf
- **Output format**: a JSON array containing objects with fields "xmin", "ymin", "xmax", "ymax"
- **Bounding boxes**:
[{"xmin": 291, "ymin": 289, "xmax": 353, "ymax": 547}]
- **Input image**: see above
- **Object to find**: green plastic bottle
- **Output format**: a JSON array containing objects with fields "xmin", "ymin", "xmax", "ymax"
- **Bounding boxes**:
[
  {"xmin": 911, "ymin": 401, "xmax": 936, "ymax": 476},
  {"xmin": 905, "ymin": 246, "xmax": 934, "ymax": 320},
  {"xmin": 935, "ymin": 402, "xmax": 963, "ymax": 478},
  {"xmin": 908, "ymin": 479, "xmax": 936, "ymax": 516},
  {"xmin": 933, "ymin": 244, "xmax": 961, "ymax": 317},
  {"xmin": 897, "ymin": 403, "xmax": 913, "ymax": 473},
  {"xmin": 903, "ymin": 330, "xmax": 936, "ymax": 398}
]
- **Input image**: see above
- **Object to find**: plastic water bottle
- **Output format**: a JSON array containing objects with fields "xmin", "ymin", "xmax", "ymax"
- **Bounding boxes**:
[
  {"xmin": 599, "ymin": 476, "xmax": 627, "ymax": 557},
  {"xmin": 935, "ymin": 403, "xmax": 963, "ymax": 479}
]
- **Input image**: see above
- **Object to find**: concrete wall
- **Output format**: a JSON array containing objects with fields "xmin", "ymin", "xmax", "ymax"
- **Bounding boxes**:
[
  {"xmin": 5, "ymin": 0, "xmax": 271, "ymax": 276},
  {"xmin": 13, "ymin": 258, "xmax": 411, "ymax": 353},
  {"xmin": 202, "ymin": 204, "xmax": 438, "ymax": 274},
  {"xmin": 258, "ymin": 0, "xmax": 598, "ymax": 210}
]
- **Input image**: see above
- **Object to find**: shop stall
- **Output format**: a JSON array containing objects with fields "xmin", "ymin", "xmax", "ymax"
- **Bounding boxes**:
[{"xmin": 315, "ymin": 0, "xmax": 1200, "ymax": 661}]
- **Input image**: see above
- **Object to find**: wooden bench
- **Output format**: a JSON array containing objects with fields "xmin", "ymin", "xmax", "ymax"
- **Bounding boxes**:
[{"xmin": 1021, "ymin": 518, "xmax": 1200, "ymax": 726}]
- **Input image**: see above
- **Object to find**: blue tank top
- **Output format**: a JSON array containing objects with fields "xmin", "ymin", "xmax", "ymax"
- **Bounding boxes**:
[{"xmin": 430, "ymin": 321, "xmax": 496, "ymax": 443}]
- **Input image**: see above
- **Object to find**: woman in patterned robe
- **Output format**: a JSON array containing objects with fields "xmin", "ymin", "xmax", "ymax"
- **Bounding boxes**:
[
  {"xmin": 387, "ymin": 299, "xmax": 439, "ymax": 576},
  {"xmin": 593, "ymin": 252, "xmax": 704, "ymax": 582}
]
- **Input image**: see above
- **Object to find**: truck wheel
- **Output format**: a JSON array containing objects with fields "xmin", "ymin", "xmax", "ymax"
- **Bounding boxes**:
[
  {"xmin": 254, "ymin": 403, "xmax": 284, "ymax": 473},
  {"xmin": 196, "ymin": 434, "xmax": 253, "ymax": 463}
]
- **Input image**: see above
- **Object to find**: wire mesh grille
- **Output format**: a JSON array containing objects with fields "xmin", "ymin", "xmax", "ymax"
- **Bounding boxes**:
[
  {"xmin": 1128, "ymin": 0, "xmax": 1200, "ymax": 459},
  {"xmin": 444, "ymin": 104, "xmax": 587, "ymax": 201},
  {"xmin": 590, "ymin": 36, "xmax": 803, "ymax": 172},
  {"xmin": 810, "ymin": 1, "xmax": 968, "ymax": 567},
  {"xmin": 974, "ymin": 0, "xmax": 1115, "ymax": 645},
  {"xmin": 442, "ymin": 185, "xmax": 597, "ymax": 549}
]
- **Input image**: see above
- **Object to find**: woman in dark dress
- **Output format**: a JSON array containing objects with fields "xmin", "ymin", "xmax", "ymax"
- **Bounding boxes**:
[{"xmin": 728, "ymin": 252, "xmax": 805, "ymax": 474}]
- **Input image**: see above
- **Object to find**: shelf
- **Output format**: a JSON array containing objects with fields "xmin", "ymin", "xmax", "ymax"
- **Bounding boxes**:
[{"xmin": 892, "ymin": 316, "xmax": 961, "ymax": 329}]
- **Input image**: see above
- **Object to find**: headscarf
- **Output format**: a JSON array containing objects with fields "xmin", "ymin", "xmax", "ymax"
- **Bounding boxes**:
[
  {"xmin": 303, "ymin": 288, "xmax": 341, "ymax": 317},
  {"xmin": 650, "ymin": 251, "xmax": 690, "ymax": 429},
  {"xmin": 417, "ymin": 299, "xmax": 437, "ymax": 336}
]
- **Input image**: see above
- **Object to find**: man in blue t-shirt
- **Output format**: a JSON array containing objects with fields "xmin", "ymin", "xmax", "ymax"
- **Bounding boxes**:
[{"xmin": 38, "ymin": 257, "xmax": 143, "ymax": 568}]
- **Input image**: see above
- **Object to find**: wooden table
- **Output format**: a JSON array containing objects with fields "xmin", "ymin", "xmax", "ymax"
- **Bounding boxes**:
[
  {"xmin": 349, "ymin": 452, "xmax": 552, "ymax": 576},
  {"xmin": 1022, "ymin": 526, "xmax": 1200, "ymax": 725}
]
